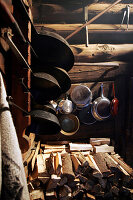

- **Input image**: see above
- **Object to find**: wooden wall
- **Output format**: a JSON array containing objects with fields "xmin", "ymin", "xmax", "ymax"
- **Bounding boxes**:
[{"xmin": 31, "ymin": 0, "xmax": 133, "ymax": 158}]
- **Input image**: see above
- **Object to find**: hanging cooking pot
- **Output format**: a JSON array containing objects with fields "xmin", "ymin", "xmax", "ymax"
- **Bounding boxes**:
[
  {"xmin": 4, "ymin": 32, "xmax": 62, "ymax": 104},
  {"xmin": 15, "ymin": 0, "xmax": 74, "ymax": 71},
  {"xmin": 70, "ymin": 85, "xmax": 92, "ymax": 109},
  {"xmin": 58, "ymin": 114, "xmax": 80, "ymax": 136},
  {"xmin": 31, "ymin": 65, "xmax": 71, "ymax": 94},
  {"xmin": 110, "ymin": 82, "xmax": 119, "ymax": 116},
  {"xmin": 7, "ymin": 96, "xmax": 61, "ymax": 135},
  {"xmin": 91, "ymin": 83, "xmax": 111, "ymax": 121}
]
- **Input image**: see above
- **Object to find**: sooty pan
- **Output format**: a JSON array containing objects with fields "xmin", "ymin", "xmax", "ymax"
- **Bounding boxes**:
[
  {"xmin": 14, "ymin": 0, "xmax": 74, "ymax": 71},
  {"xmin": 27, "ymin": 110, "xmax": 61, "ymax": 135},
  {"xmin": 7, "ymin": 97, "xmax": 61, "ymax": 135},
  {"xmin": 31, "ymin": 65, "xmax": 71, "ymax": 93}
]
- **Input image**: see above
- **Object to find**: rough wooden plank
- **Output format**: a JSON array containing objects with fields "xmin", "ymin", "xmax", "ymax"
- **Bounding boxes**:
[
  {"xmin": 90, "ymin": 138, "xmax": 110, "ymax": 146},
  {"xmin": 93, "ymin": 153, "xmax": 110, "ymax": 177},
  {"xmin": 69, "ymin": 143, "xmax": 93, "ymax": 151},
  {"xmin": 93, "ymin": 144, "xmax": 114, "ymax": 153}
]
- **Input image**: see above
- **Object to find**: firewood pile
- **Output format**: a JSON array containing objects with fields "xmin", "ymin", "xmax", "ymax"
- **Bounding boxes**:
[{"xmin": 25, "ymin": 138, "xmax": 133, "ymax": 200}]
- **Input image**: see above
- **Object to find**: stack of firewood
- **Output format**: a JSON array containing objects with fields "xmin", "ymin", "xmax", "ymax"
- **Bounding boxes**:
[{"xmin": 26, "ymin": 138, "xmax": 133, "ymax": 200}]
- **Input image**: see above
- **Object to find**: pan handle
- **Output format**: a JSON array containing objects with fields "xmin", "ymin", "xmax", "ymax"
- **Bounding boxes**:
[
  {"xmin": 100, "ymin": 83, "xmax": 104, "ymax": 98},
  {"xmin": 4, "ymin": 32, "xmax": 31, "ymax": 70},
  {"xmin": 6, "ymin": 96, "xmax": 29, "ymax": 115}
]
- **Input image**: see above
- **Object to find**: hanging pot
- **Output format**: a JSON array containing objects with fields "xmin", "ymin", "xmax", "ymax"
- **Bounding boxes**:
[
  {"xmin": 91, "ymin": 83, "xmax": 111, "ymax": 121},
  {"xmin": 70, "ymin": 85, "xmax": 92, "ymax": 109}
]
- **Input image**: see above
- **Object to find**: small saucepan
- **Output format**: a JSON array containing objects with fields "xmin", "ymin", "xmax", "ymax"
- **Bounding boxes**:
[
  {"xmin": 91, "ymin": 83, "xmax": 111, "ymax": 121},
  {"xmin": 58, "ymin": 114, "xmax": 80, "ymax": 136}
]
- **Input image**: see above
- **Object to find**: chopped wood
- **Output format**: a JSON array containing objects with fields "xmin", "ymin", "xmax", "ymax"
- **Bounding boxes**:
[
  {"xmin": 42, "ymin": 144, "xmax": 66, "ymax": 149},
  {"xmin": 103, "ymin": 153, "xmax": 120, "ymax": 173},
  {"xmin": 47, "ymin": 174, "xmax": 61, "ymax": 190},
  {"xmin": 86, "ymin": 193, "xmax": 96, "ymax": 200},
  {"xmin": 71, "ymin": 154, "xmax": 82, "ymax": 173},
  {"xmin": 37, "ymin": 154, "xmax": 49, "ymax": 177},
  {"xmin": 77, "ymin": 174, "xmax": 88, "ymax": 183},
  {"xmin": 68, "ymin": 178, "xmax": 80, "ymax": 188},
  {"xmin": 44, "ymin": 148, "xmax": 64, "ymax": 154},
  {"xmin": 77, "ymin": 153, "xmax": 89, "ymax": 167},
  {"xmin": 31, "ymin": 141, "xmax": 40, "ymax": 171},
  {"xmin": 55, "ymin": 152, "xmax": 62, "ymax": 175},
  {"xmin": 69, "ymin": 143, "xmax": 93, "ymax": 151},
  {"xmin": 90, "ymin": 138, "xmax": 110, "ymax": 146},
  {"xmin": 88, "ymin": 155, "xmax": 103, "ymax": 179},
  {"xmin": 45, "ymin": 189, "xmax": 57, "ymax": 200},
  {"xmin": 47, "ymin": 152, "xmax": 55, "ymax": 175},
  {"xmin": 93, "ymin": 153, "xmax": 110, "ymax": 177},
  {"xmin": 30, "ymin": 189, "xmax": 45, "ymax": 200},
  {"xmin": 24, "ymin": 149, "xmax": 35, "ymax": 166},
  {"xmin": 111, "ymin": 154, "xmax": 133, "ymax": 176},
  {"xmin": 62, "ymin": 153, "xmax": 75, "ymax": 180},
  {"xmin": 99, "ymin": 178, "xmax": 107, "ymax": 189},
  {"xmin": 59, "ymin": 176, "xmax": 68, "ymax": 187},
  {"xmin": 71, "ymin": 151, "xmax": 90, "ymax": 156},
  {"xmin": 92, "ymin": 184, "xmax": 102, "ymax": 194},
  {"xmin": 93, "ymin": 144, "xmax": 114, "ymax": 153},
  {"xmin": 84, "ymin": 179, "xmax": 94, "ymax": 191},
  {"xmin": 59, "ymin": 185, "xmax": 72, "ymax": 199},
  {"xmin": 110, "ymin": 185, "xmax": 119, "ymax": 196}
]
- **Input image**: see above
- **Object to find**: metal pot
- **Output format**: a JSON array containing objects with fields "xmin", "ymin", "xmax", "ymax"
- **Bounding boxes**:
[
  {"xmin": 91, "ymin": 83, "xmax": 111, "ymax": 121},
  {"xmin": 70, "ymin": 85, "xmax": 92, "ymax": 109}
]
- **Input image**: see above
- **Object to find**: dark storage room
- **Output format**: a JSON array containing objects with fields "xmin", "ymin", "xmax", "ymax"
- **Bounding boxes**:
[{"xmin": 0, "ymin": 0, "xmax": 133, "ymax": 199}]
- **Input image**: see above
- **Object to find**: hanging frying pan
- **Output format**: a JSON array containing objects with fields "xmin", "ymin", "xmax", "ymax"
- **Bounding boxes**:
[
  {"xmin": 7, "ymin": 96, "xmax": 61, "ymax": 135},
  {"xmin": 14, "ymin": 0, "xmax": 74, "ymax": 71},
  {"xmin": 4, "ymin": 32, "xmax": 61, "ymax": 104},
  {"xmin": 91, "ymin": 83, "xmax": 111, "ymax": 121},
  {"xmin": 31, "ymin": 65, "xmax": 71, "ymax": 93}
]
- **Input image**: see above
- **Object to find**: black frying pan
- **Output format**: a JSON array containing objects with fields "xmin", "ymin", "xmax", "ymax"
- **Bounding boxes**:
[
  {"xmin": 13, "ymin": 0, "xmax": 74, "ymax": 71},
  {"xmin": 31, "ymin": 65, "xmax": 71, "ymax": 93},
  {"xmin": 7, "ymin": 96, "xmax": 61, "ymax": 135}
]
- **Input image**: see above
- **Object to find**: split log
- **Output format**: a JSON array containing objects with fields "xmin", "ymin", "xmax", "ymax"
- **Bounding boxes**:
[
  {"xmin": 92, "ymin": 184, "xmax": 102, "ymax": 194},
  {"xmin": 87, "ymin": 155, "xmax": 103, "ymax": 179},
  {"xmin": 90, "ymin": 138, "xmax": 110, "ymax": 146},
  {"xmin": 99, "ymin": 178, "xmax": 107, "ymax": 189},
  {"xmin": 77, "ymin": 174, "xmax": 88, "ymax": 183},
  {"xmin": 37, "ymin": 154, "xmax": 50, "ymax": 184},
  {"xmin": 47, "ymin": 174, "xmax": 61, "ymax": 190},
  {"xmin": 93, "ymin": 144, "xmax": 114, "ymax": 153},
  {"xmin": 24, "ymin": 149, "xmax": 35, "ymax": 166},
  {"xmin": 93, "ymin": 153, "xmax": 110, "ymax": 177},
  {"xmin": 59, "ymin": 185, "xmax": 72, "ymax": 199},
  {"xmin": 59, "ymin": 176, "xmax": 68, "ymax": 187},
  {"xmin": 86, "ymin": 193, "xmax": 96, "ymax": 200},
  {"xmin": 110, "ymin": 185, "xmax": 119, "ymax": 196},
  {"xmin": 62, "ymin": 153, "xmax": 75, "ymax": 180},
  {"xmin": 42, "ymin": 144, "xmax": 66, "ymax": 149},
  {"xmin": 111, "ymin": 154, "xmax": 133, "ymax": 176},
  {"xmin": 69, "ymin": 143, "xmax": 93, "ymax": 151},
  {"xmin": 84, "ymin": 179, "xmax": 94, "ymax": 191},
  {"xmin": 43, "ymin": 149, "xmax": 65, "ymax": 154},
  {"xmin": 71, "ymin": 154, "xmax": 82, "ymax": 173},
  {"xmin": 55, "ymin": 152, "xmax": 62, "ymax": 175},
  {"xmin": 30, "ymin": 189, "xmax": 45, "ymax": 200},
  {"xmin": 77, "ymin": 152, "xmax": 89, "ymax": 167},
  {"xmin": 68, "ymin": 178, "xmax": 80, "ymax": 188},
  {"xmin": 45, "ymin": 189, "xmax": 57, "ymax": 200},
  {"xmin": 31, "ymin": 141, "xmax": 40, "ymax": 171},
  {"xmin": 103, "ymin": 153, "xmax": 120, "ymax": 173},
  {"xmin": 47, "ymin": 152, "xmax": 55, "ymax": 175}
]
